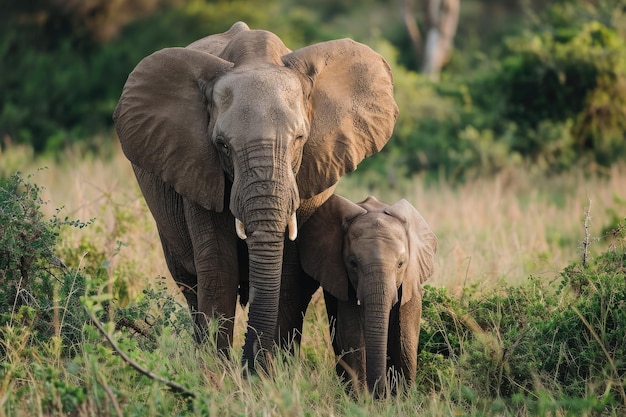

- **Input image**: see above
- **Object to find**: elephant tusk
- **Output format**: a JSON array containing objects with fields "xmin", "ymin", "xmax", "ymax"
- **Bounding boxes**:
[
  {"xmin": 287, "ymin": 212, "xmax": 298, "ymax": 241},
  {"xmin": 235, "ymin": 218, "xmax": 247, "ymax": 240},
  {"xmin": 357, "ymin": 299, "xmax": 361, "ymax": 306}
]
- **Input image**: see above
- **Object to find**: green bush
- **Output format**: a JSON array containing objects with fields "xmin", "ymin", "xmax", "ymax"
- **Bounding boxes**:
[
  {"xmin": 495, "ymin": 20, "xmax": 626, "ymax": 167},
  {"xmin": 418, "ymin": 217, "xmax": 626, "ymax": 412},
  {"xmin": 0, "ymin": 0, "xmax": 323, "ymax": 153},
  {"xmin": 2, "ymin": 0, "xmax": 625, "ymax": 179},
  {"xmin": 0, "ymin": 171, "xmax": 195, "ymax": 414},
  {"xmin": 0, "ymin": 171, "xmax": 95, "ymax": 356},
  {"xmin": 360, "ymin": 2, "xmax": 626, "ymax": 184},
  {"xmin": 0, "ymin": 171, "xmax": 60, "ymax": 286}
]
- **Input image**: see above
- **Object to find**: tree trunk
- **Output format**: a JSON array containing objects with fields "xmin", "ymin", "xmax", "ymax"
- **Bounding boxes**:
[
  {"xmin": 399, "ymin": 0, "xmax": 460, "ymax": 80},
  {"xmin": 400, "ymin": 0, "xmax": 423, "ymax": 65},
  {"xmin": 421, "ymin": 0, "xmax": 460, "ymax": 80}
]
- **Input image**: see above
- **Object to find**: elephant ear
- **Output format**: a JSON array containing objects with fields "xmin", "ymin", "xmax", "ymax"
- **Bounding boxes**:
[
  {"xmin": 186, "ymin": 21, "xmax": 250, "ymax": 55},
  {"xmin": 297, "ymin": 194, "xmax": 366, "ymax": 301},
  {"xmin": 113, "ymin": 47, "xmax": 233, "ymax": 212},
  {"xmin": 357, "ymin": 195, "xmax": 387, "ymax": 212},
  {"xmin": 283, "ymin": 40, "xmax": 398, "ymax": 199},
  {"xmin": 385, "ymin": 200, "xmax": 437, "ymax": 305}
]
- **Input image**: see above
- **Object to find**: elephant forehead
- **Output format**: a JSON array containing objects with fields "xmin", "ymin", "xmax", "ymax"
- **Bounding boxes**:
[
  {"xmin": 213, "ymin": 68, "xmax": 307, "ymax": 134},
  {"xmin": 214, "ymin": 67, "xmax": 303, "ymax": 106},
  {"xmin": 349, "ymin": 213, "xmax": 406, "ymax": 247}
]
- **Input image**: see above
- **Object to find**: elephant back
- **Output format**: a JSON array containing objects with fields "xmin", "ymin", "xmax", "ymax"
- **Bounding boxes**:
[{"xmin": 186, "ymin": 21, "xmax": 251, "ymax": 55}]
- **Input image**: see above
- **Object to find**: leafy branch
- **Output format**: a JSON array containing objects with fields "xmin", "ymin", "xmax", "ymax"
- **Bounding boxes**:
[{"xmin": 85, "ymin": 307, "xmax": 196, "ymax": 399}]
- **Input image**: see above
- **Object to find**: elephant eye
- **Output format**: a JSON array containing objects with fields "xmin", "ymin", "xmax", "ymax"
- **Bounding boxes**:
[
  {"xmin": 397, "ymin": 260, "xmax": 404, "ymax": 269},
  {"xmin": 216, "ymin": 139, "xmax": 230, "ymax": 156},
  {"xmin": 347, "ymin": 256, "xmax": 358, "ymax": 270}
]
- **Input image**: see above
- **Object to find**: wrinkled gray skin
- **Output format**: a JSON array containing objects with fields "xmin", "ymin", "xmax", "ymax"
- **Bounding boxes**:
[
  {"xmin": 113, "ymin": 22, "xmax": 397, "ymax": 369},
  {"xmin": 297, "ymin": 195, "xmax": 437, "ymax": 397}
]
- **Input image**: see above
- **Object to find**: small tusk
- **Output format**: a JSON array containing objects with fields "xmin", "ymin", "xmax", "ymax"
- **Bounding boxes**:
[
  {"xmin": 287, "ymin": 212, "xmax": 298, "ymax": 241},
  {"xmin": 235, "ymin": 218, "xmax": 247, "ymax": 240},
  {"xmin": 356, "ymin": 299, "xmax": 361, "ymax": 306}
]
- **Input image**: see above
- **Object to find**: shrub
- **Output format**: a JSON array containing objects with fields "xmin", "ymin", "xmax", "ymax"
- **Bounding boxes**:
[
  {"xmin": 0, "ymin": 171, "xmax": 60, "ymax": 287},
  {"xmin": 495, "ymin": 20, "xmax": 626, "ymax": 167},
  {"xmin": 361, "ymin": 2, "xmax": 626, "ymax": 185},
  {"xmin": 0, "ymin": 171, "xmax": 195, "ymax": 414},
  {"xmin": 0, "ymin": 171, "xmax": 95, "ymax": 356},
  {"xmin": 418, "ymin": 216, "xmax": 626, "ymax": 412}
]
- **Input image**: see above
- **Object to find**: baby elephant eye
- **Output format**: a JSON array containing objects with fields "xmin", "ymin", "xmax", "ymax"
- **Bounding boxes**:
[{"xmin": 397, "ymin": 261, "xmax": 404, "ymax": 269}]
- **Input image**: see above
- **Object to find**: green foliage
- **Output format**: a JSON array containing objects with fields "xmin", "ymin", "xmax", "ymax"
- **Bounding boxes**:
[
  {"xmin": 0, "ymin": 171, "xmax": 95, "ymax": 357},
  {"xmin": 2, "ymin": 0, "xmax": 624, "ymax": 178},
  {"xmin": 0, "ymin": 172, "xmax": 193, "ymax": 414},
  {"xmin": 0, "ymin": 25, "xmax": 115, "ymax": 151},
  {"xmin": 2, "ymin": 169, "xmax": 626, "ymax": 414},
  {"xmin": 418, "ymin": 220, "xmax": 626, "ymax": 413},
  {"xmin": 0, "ymin": 0, "xmax": 321, "ymax": 153},
  {"xmin": 115, "ymin": 279, "xmax": 193, "ymax": 351},
  {"xmin": 362, "ymin": 1, "xmax": 626, "ymax": 183},
  {"xmin": 0, "ymin": 171, "xmax": 59, "ymax": 285},
  {"xmin": 493, "ymin": 20, "xmax": 626, "ymax": 168}
]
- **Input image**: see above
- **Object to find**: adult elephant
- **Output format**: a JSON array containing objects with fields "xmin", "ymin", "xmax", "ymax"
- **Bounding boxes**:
[
  {"xmin": 113, "ymin": 22, "xmax": 397, "ymax": 369},
  {"xmin": 297, "ymin": 195, "xmax": 437, "ymax": 397}
]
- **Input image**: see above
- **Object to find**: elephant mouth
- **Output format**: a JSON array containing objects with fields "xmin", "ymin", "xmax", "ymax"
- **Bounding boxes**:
[{"xmin": 235, "ymin": 212, "xmax": 298, "ymax": 241}]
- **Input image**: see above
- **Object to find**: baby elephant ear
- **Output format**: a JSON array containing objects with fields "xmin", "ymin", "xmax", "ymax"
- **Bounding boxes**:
[
  {"xmin": 385, "ymin": 200, "xmax": 438, "ymax": 305},
  {"xmin": 283, "ymin": 39, "xmax": 398, "ymax": 199},
  {"xmin": 298, "ymin": 195, "xmax": 366, "ymax": 301},
  {"xmin": 114, "ymin": 48, "xmax": 233, "ymax": 212}
]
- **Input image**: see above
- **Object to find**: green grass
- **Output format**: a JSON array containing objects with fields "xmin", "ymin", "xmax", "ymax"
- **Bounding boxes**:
[{"xmin": 1, "ymin": 144, "xmax": 626, "ymax": 416}]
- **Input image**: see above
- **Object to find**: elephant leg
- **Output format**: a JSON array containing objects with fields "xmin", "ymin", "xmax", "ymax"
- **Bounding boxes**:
[
  {"xmin": 276, "ymin": 239, "xmax": 319, "ymax": 351},
  {"xmin": 388, "ymin": 289, "xmax": 420, "ymax": 392},
  {"xmin": 323, "ymin": 290, "xmax": 340, "ymax": 356},
  {"xmin": 387, "ymin": 301, "xmax": 403, "ymax": 394},
  {"xmin": 132, "ymin": 166, "xmax": 202, "ymax": 330},
  {"xmin": 159, "ymin": 230, "xmax": 198, "ymax": 312},
  {"xmin": 334, "ymin": 297, "xmax": 366, "ymax": 393},
  {"xmin": 323, "ymin": 291, "xmax": 356, "ymax": 390},
  {"xmin": 185, "ymin": 202, "xmax": 240, "ymax": 352}
]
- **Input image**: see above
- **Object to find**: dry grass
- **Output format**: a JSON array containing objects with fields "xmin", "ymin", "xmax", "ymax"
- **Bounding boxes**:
[
  {"xmin": 3, "ymin": 143, "xmax": 626, "ymax": 415},
  {"xmin": 337, "ymin": 164, "xmax": 626, "ymax": 295},
  {"xmin": 2, "ymin": 142, "xmax": 167, "ymax": 299},
  {"xmin": 6, "ymin": 142, "xmax": 625, "ymax": 300}
]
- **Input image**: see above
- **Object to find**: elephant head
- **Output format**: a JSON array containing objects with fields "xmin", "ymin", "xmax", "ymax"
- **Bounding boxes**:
[
  {"xmin": 298, "ymin": 194, "xmax": 437, "ymax": 396},
  {"xmin": 113, "ymin": 22, "xmax": 397, "ymax": 368}
]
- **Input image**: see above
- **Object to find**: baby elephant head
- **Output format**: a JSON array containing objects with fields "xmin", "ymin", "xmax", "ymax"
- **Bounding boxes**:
[{"xmin": 298, "ymin": 194, "xmax": 437, "ymax": 397}]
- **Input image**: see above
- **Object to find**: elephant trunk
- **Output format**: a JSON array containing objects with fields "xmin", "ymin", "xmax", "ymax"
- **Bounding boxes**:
[
  {"xmin": 232, "ymin": 149, "xmax": 300, "ymax": 371},
  {"xmin": 361, "ymin": 279, "xmax": 395, "ymax": 398},
  {"xmin": 242, "ymin": 229, "xmax": 285, "ymax": 369},
  {"xmin": 231, "ymin": 144, "xmax": 300, "ymax": 239}
]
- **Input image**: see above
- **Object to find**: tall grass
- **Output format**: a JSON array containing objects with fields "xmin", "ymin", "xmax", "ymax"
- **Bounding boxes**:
[
  {"xmin": 7, "ymin": 143, "xmax": 623, "ymax": 294},
  {"xmin": 2, "ymin": 142, "xmax": 625, "ymax": 415},
  {"xmin": 339, "ymin": 163, "xmax": 626, "ymax": 294}
]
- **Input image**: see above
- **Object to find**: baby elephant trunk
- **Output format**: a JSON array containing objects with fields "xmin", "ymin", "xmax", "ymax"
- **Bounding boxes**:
[{"xmin": 360, "ymin": 279, "xmax": 397, "ymax": 398}]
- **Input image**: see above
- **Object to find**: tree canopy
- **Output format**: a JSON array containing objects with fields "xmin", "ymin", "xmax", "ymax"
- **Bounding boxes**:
[{"xmin": 1, "ymin": 0, "xmax": 624, "ymax": 180}]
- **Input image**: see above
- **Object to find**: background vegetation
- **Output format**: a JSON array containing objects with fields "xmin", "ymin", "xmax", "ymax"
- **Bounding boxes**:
[
  {"xmin": 1, "ymin": 148, "xmax": 625, "ymax": 415},
  {"xmin": 1, "ymin": 0, "xmax": 626, "ymax": 415},
  {"xmin": 2, "ymin": 0, "xmax": 625, "ymax": 178}
]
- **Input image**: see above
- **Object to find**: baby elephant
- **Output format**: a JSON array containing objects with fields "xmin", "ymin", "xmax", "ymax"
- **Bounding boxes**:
[{"xmin": 297, "ymin": 194, "xmax": 437, "ymax": 397}]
